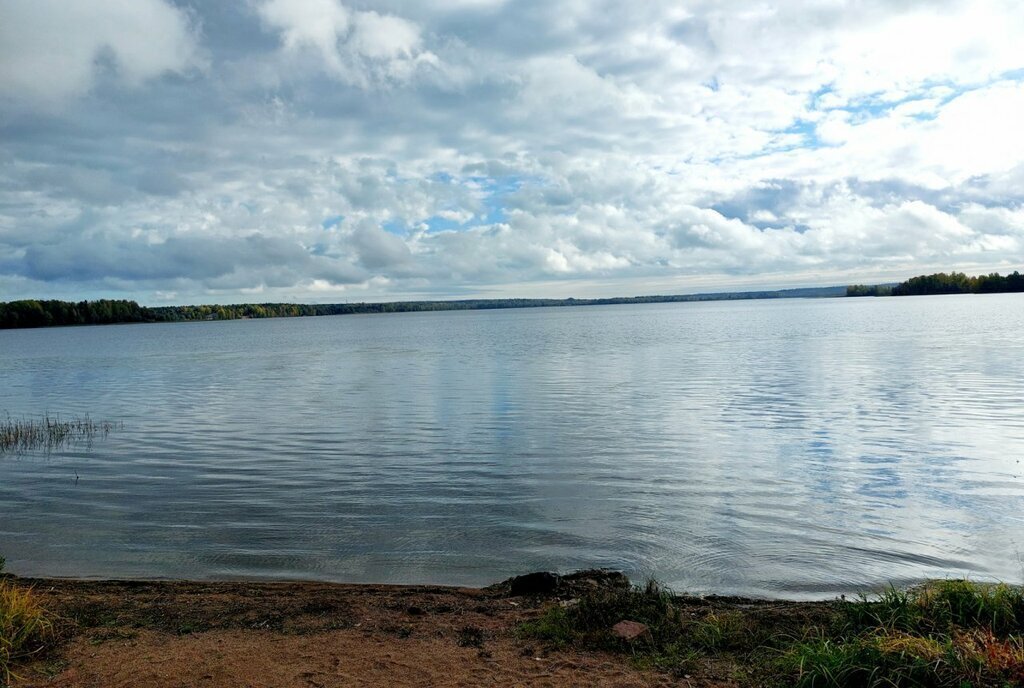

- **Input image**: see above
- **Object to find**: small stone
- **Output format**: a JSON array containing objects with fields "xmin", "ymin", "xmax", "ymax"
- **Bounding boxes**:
[{"xmin": 611, "ymin": 620, "xmax": 649, "ymax": 641}]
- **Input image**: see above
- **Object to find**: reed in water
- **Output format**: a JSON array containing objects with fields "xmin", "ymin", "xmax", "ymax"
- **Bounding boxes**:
[{"xmin": 0, "ymin": 414, "xmax": 119, "ymax": 454}]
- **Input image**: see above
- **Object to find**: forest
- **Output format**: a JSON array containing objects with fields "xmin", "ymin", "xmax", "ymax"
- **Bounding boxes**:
[
  {"xmin": 0, "ymin": 287, "xmax": 844, "ymax": 329},
  {"xmin": 847, "ymin": 270, "xmax": 1024, "ymax": 297},
  {"xmin": 5, "ymin": 270, "xmax": 1022, "ymax": 329}
]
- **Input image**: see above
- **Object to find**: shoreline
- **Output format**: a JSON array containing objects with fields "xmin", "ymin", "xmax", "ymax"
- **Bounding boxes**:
[
  {"xmin": 7, "ymin": 566, "xmax": 940, "ymax": 605},
  {"xmin": 6, "ymin": 572, "xmax": 833, "ymax": 687},
  {"xmin": 4, "ymin": 573, "xmax": 840, "ymax": 603},
  {"xmin": 9, "ymin": 572, "xmax": 807, "ymax": 606},
  {"xmin": 6, "ymin": 572, "xmax": 1022, "ymax": 686}
]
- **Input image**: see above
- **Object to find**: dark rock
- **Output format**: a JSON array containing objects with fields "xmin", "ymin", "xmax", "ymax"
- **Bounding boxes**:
[
  {"xmin": 561, "ymin": 569, "xmax": 630, "ymax": 592},
  {"xmin": 486, "ymin": 569, "xmax": 630, "ymax": 598},
  {"xmin": 507, "ymin": 571, "xmax": 560, "ymax": 597}
]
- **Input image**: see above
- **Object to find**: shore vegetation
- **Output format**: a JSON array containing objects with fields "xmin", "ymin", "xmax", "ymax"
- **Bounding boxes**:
[
  {"xmin": 0, "ymin": 560, "xmax": 53, "ymax": 686},
  {"xmin": 1, "ymin": 571, "xmax": 1022, "ymax": 686},
  {"xmin": 519, "ymin": 578, "xmax": 1024, "ymax": 686}
]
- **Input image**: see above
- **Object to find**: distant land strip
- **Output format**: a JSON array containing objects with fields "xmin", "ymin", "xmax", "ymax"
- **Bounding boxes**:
[
  {"xmin": 0, "ymin": 270, "xmax": 1020, "ymax": 329},
  {"xmin": 0, "ymin": 286, "xmax": 844, "ymax": 329},
  {"xmin": 846, "ymin": 269, "xmax": 1024, "ymax": 297}
]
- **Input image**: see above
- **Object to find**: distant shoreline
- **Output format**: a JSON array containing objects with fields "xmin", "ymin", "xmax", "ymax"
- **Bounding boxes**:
[
  {"xmin": 0, "ymin": 285, "xmax": 846, "ymax": 330},
  {"xmin": 3, "ymin": 267, "xmax": 1022, "ymax": 330}
]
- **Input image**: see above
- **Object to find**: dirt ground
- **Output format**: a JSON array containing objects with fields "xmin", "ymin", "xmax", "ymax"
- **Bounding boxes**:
[{"xmin": 9, "ymin": 575, "xmax": 825, "ymax": 687}]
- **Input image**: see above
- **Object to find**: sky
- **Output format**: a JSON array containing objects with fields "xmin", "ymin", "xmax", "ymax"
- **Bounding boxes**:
[{"xmin": 1, "ymin": 0, "xmax": 1023, "ymax": 304}]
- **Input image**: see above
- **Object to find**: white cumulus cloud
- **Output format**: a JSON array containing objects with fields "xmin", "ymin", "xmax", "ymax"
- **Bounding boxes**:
[{"xmin": 0, "ymin": 0, "xmax": 201, "ymax": 106}]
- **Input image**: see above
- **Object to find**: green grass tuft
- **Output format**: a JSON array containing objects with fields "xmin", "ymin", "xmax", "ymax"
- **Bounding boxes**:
[
  {"xmin": 918, "ymin": 580, "xmax": 1021, "ymax": 635},
  {"xmin": 691, "ymin": 611, "xmax": 749, "ymax": 651},
  {"xmin": 782, "ymin": 634, "xmax": 952, "ymax": 688},
  {"xmin": 839, "ymin": 580, "xmax": 1024, "ymax": 638},
  {"xmin": 817, "ymin": 579, "xmax": 1024, "ymax": 686},
  {"xmin": 517, "ymin": 605, "xmax": 575, "ymax": 648}
]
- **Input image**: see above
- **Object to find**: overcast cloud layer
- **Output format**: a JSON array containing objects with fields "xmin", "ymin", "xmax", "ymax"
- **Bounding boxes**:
[{"xmin": 2, "ymin": 0, "xmax": 1023, "ymax": 303}]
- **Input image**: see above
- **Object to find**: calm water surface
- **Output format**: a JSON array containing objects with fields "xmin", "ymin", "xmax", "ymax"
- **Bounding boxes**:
[{"xmin": 2, "ymin": 295, "xmax": 1023, "ymax": 598}]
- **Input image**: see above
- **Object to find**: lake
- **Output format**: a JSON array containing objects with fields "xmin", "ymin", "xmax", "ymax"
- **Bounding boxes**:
[{"xmin": 1, "ymin": 295, "xmax": 1023, "ymax": 599}]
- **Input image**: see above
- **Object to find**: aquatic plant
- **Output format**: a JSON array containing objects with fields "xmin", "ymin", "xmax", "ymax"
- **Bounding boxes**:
[{"xmin": 0, "ymin": 414, "xmax": 120, "ymax": 454}]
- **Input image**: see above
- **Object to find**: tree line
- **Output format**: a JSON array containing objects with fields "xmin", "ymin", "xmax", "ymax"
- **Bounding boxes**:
[
  {"xmin": 0, "ymin": 287, "xmax": 845, "ymax": 330},
  {"xmin": 0, "ymin": 299, "xmax": 150, "ymax": 329},
  {"xmin": 0, "ymin": 274, "xmax": 1016, "ymax": 329},
  {"xmin": 847, "ymin": 270, "xmax": 1024, "ymax": 297},
  {"xmin": 0, "ymin": 299, "xmax": 344, "ymax": 328}
]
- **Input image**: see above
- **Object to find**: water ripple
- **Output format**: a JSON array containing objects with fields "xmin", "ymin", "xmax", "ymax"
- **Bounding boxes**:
[{"xmin": 2, "ymin": 295, "xmax": 1023, "ymax": 597}]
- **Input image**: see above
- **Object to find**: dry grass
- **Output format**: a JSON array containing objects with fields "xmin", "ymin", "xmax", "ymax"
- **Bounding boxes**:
[{"xmin": 0, "ymin": 579, "xmax": 53, "ymax": 686}]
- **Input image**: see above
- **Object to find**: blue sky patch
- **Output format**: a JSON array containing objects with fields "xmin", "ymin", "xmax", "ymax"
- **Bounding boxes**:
[{"xmin": 321, "ymin": 214, "xmax": 343, "ymax": 230}]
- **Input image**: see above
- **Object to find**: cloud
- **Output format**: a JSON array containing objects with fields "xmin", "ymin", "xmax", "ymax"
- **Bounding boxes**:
[
  {"xmin": 0, "ymin": 1, "xmax": 1023, "ymax": 303},
  {"xmin": 0, "ymin": 0, "xmax": 201, "ymax": 107},
  {"xmin": 16, "ymin": 230, "xmax": 366, "ymax": 290},
  {"xmin": 255, "ymin": 0, "xmax": 438, "ymax": 87},
  {"xmin": 349, "ymin": 222, "xmax": 414, "ymax": 270}
]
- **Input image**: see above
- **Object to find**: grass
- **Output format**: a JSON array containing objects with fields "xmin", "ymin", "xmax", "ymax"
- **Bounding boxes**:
[
  {"xmin": 518, "ymin": 580, "xmax": 753, "ymax": 677},
  {"xmin": 518, "ymin": 578, "xmax": 1024, "ymax": 687},
  {"xmin": 691, "ymin": 610, "xmax": 749, "ymax": 650},
  {"xmin": 0, "ymin": 414, "xmax": 119, "ymax": 454},
  {"xmin": 782, "ymin": 580, "xmax": 1024, "ymax": 687},
  {"xmin": 782, "ymin": 633, "xmax": 961, "ymax": 687},
  {"xmin": 839, "ymin": 581, "xmax": 1023, "ymax": 637},
  {"xmin": 0, "ymin": 578, "xmax": 53, "ymax": 686}
]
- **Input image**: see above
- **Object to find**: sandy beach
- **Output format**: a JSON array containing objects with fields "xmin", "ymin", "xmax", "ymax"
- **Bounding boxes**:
[{"xmin": 6, "ymin": 572, "xmax": 830, "ymax": 687}]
